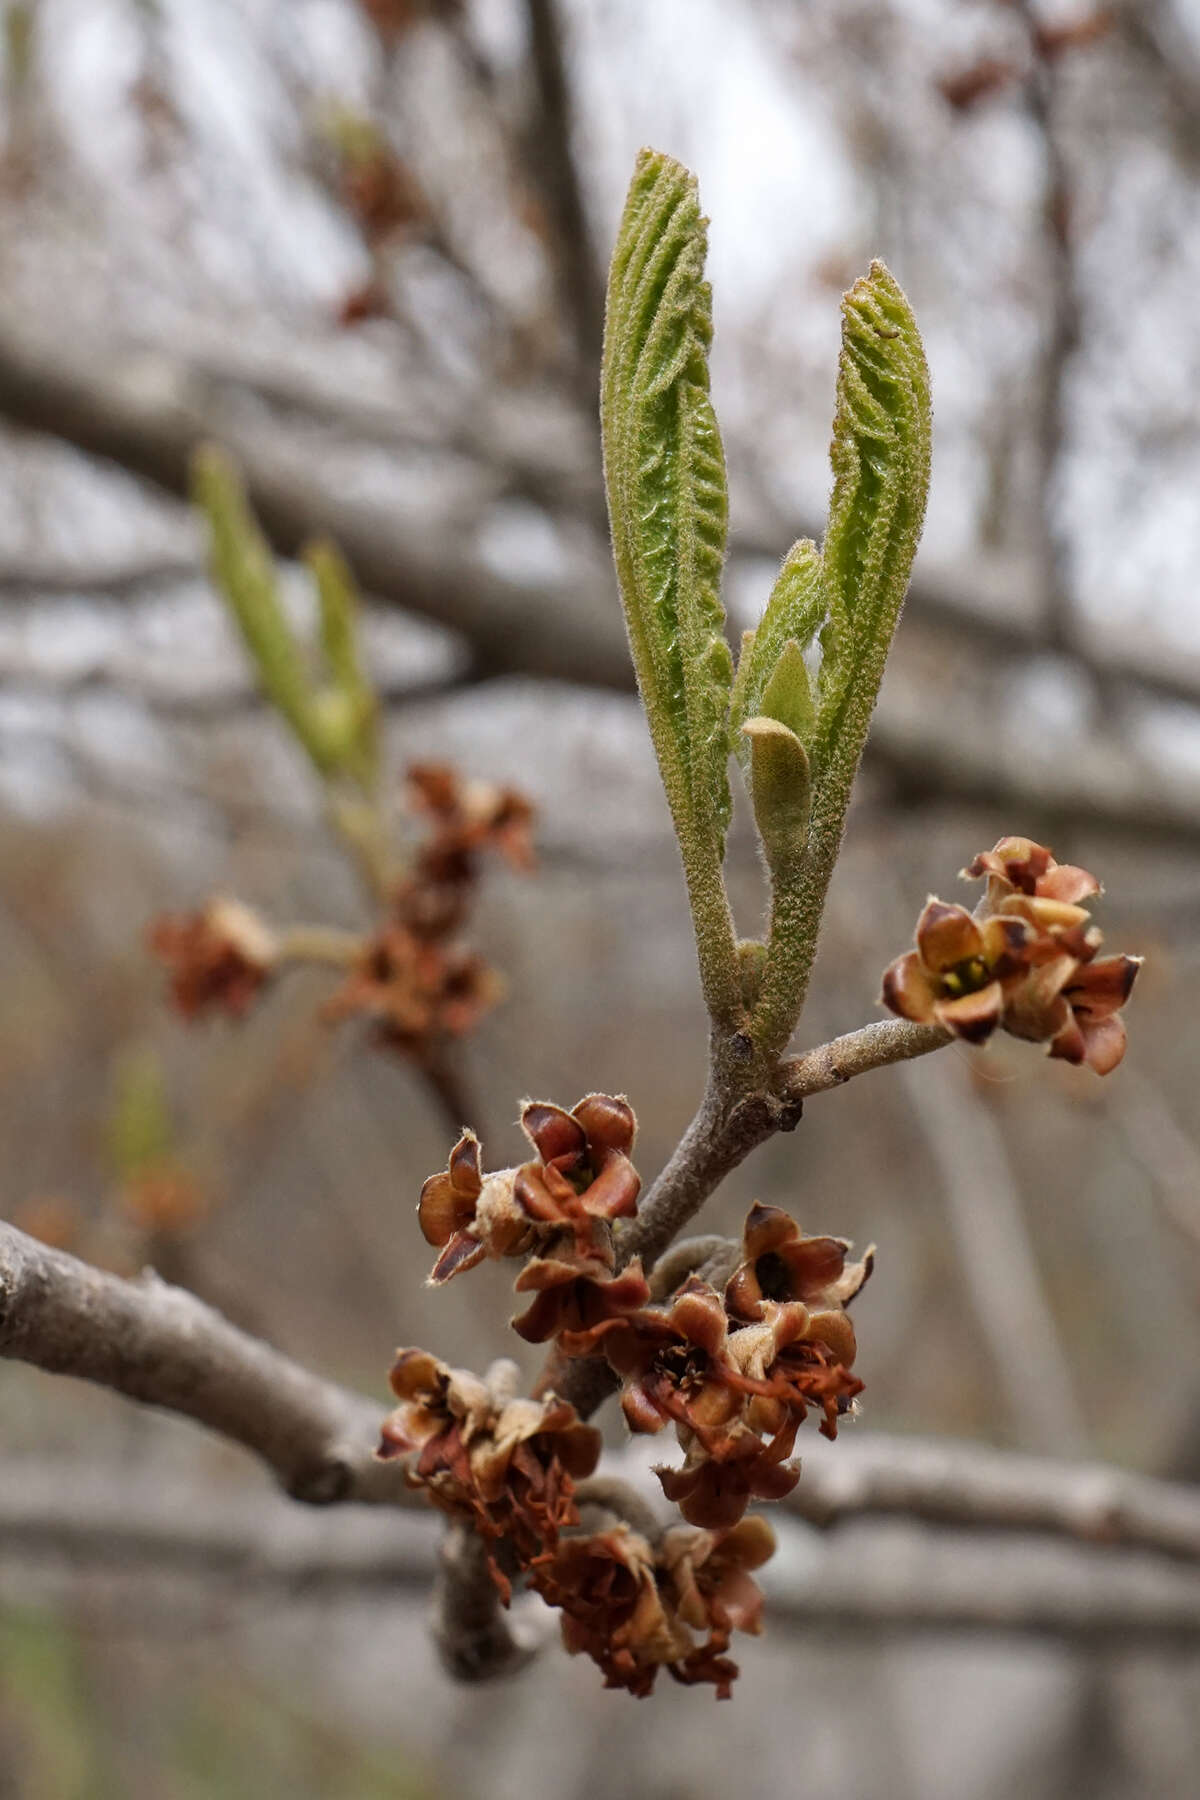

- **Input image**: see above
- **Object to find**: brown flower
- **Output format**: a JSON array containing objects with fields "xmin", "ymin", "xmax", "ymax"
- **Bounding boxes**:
[
  {"xmin": 659, "ymin": 1513, "xmax": 775, "ymax": 1691},
  {"xmin": 417, "ymin": 1132, "xmax": 531, "ymax": 1285},
  {"xmin": 511, "ymin": 1250, "xmax": 651, "ymax": 1344},
  {"xmin": 535, "ymin": 1513, "xmax": 774, "ymax": 1699},
  {"xmin": 149, "ymin": 897, "xmax": 278, "ymax": 1020},
  {"xmin": 561, "ymin": 1279, "xmax": 751, "ymax": 1444},
  {"xmin": 378, "ymin": 1351, "xmax": 599, "ymax": 1591},
  {"xmin": 881, "ymin": 897, "xmax": 1042, "ymax": 1043},
  {"xmin": 725, "ymin": 1203, "xmax": 873, "ymax": 1356},
  {"xmin": 536, "ymin": 1520, "xmax": 693, "ymax": 1697},
  {"xmin": 406, "ymin": 762, "xmax": 535, "ymax": 885},
  {"xmin": 962, "ymin": 835, "xmax": 1100, "ymax": 908},
  {"xmin": 513, "ymin": 1094, "xmax": 641, "ymax": 1257},
  {"xmin": 726, "ymin": 1302, "xmax": 865, "ymax": 1442},
  {"xmin": 655, "ymin": 1413, "xmax": 803, "ymax": 1531},
  {"xmin": 322, "ymin": 922, "xmax": 501, "ymax": 1056},
  {"xmin": 1002, "ymin": 945, "xmax": 1141, "ymax": 1074}
]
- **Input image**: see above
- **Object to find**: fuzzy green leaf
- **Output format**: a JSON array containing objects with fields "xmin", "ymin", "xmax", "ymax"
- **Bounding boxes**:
[
  {"xmin": 730, "ymin": 538, "xmax": 822, "ymax": 767},
  {"xmin": 813, "ymin": 262, "xmax": 931, "ymax": 782},
  {"xmin": 306, "ymin": 538, "xmax": 379, "ymax": 790},
  {"xmin": 602, "ymin": 148, "xmax": 740, "ymax": 1025},
  {"xmin": 192, "ymin": 446, "xmax": 340, "ymax": 775},
  {"xmin": 748, "ymin": 263, "xmax": 930, "ymax": 1060},
  {"xmin": 602, "ymin": 147, "xmax": 734, "ymax": 851}
]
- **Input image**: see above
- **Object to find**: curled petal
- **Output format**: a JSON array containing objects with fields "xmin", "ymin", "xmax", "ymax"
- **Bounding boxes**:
[
  {"xmin": 740, "ymin": 1202, "xmax": 797, "ymax": 1263},
  {"xmin": 428, "ymin": 1230, "xmax": 488, "ymax": 1285},
  {"xmin": 881, "ymin": 950, "xmax": 939, "ymax": 1023},
  {"xmin": 521, "ymin": 1100, "xmax": 586, "ymax": 1164},
  {"xmin": 1038, "ymin": 862, "xmax": 1101, "ymax": 904},
  {"xmin": 999, "ymin": 894, "xmax": 1093, "ymax": 935},
  {"xmin": 915, "ymin": 898, "xmax": 984, "ymax": 973},
  {"xmin": 572, "ymin": 1093, "xmax": 637, "ymax": 1159},
  {"xmin": 388, "ymin": 1347, "xmax": 445, "ymax": 1404},
  {"xmin": 622, "ymin": 1380, "xmax": 670, "ymax": 1435},
  {"xmin": 1066, "ymin": 954, "xmax": 1141, "ymax": 1022},
  {"xmin": 1079, "ymin": 1013, "xmax": 1127, "ymax": 1076},
  {"xmin": 932, "ymin": 980, "xmax": 1004, "ymax": 1043},
  {"xmin": 1003, "ymin": 957, "xmax": 1076, "ymax": 1042},
  {"xmin": 668, "ymin": 1279, "xmax": 732, "ymax": 1359},
  {"xmin": 580, "ymin": 1153, "xmax": 641, "ymax": 1221},
  {"xmin": 1048, "ymin": 1015, "xmax": 1088, "ymax": 1065},
  {"xmin": 417, "ymin": 1132, "xmax": 482, "ymax": 1247},
  {"xmin": 510, "ymin": 1254, "xmax": 650, "ymax": 1345}
]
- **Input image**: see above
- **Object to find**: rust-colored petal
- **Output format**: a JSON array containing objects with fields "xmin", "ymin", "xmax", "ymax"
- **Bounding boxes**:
[
  {"xmin": 521, "ymin": 1100, "xmax": 586, "ymax": 1164},
  {"xmin": 428, "ymin": 1229, "xmax": 487, "ymax": 1285},
  {"xmin": 509, "ymin": 1285, "xmax": 567, "ymax": 1345},
  {"xmin": 572, "ymin": 1092, "xmax": 637, "ymax": 1160},
  {"xmin": 915, "ymin": 898, "xmax": 984, "ymax": 974},
  {"xmin": 668, "ymin": 1279, "xmax": 731, "ymax": 1359},
  {"xmin": 1066, "ymin": 954, "xmax": 1141, "ymax": 1022},
  {"xmin": 881, "ymin": 950, "xmax": 939, "ymax": 1023},
  {"xmin": 999, "ymin": 894, "xmax": 1093, "ymax": 935},
  {"xmin": 622, "ymin": 1380, "xmax": 670, "ymax": 1435},
  {"xmin": 1038, "ymin": 862, "xmax": 1100, "ymax": 905},
  {"xmin": 513, "ymin": 1162, "xmax": 567, "ymax": 1225},
  {"xmin": 1047, "ymin": 1014, "xmax": 1087, "ymax": 1065},
  {"xmin": 1003, "ymin": 958, "xmax": 1076, "ymax": 1042},
  {"xmin": 804, "ymin": 1307, "xmax": 858, "ymax": 1367},
  {"xmin": 579, "ymin": 1153, "xmax": 641, "ymax": 1221},
  {"xmin": 779, "ymin": 1234, "xmax": 851, "ymax": 1300},
  {"xmin": 388, "ymin": 1347, "xmax": 445, "ymax": 1403},
  {"xmin": 932, "ymin": 980, "xmax": 1003, "ymax": 1043},
  {"xmin": 740, "ymin": 1201, "xmax": 796, "ymax": 1264},
  {"xmin": 417, "ymin": 1152, "xmax": 478, "ymax": 1248},
  {"xmin": 719, "ymin": 1512, "xmax": 777, "ymax": 1576},
  {"xmin": 1079, "ymin": 1013, "xmax": 1127, "ymax": 1075}
]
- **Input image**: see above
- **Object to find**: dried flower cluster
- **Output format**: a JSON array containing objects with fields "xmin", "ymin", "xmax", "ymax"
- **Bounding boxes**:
[
  {"xmin": 417, "ymin": 1093, "xmax": 650, "ymax": 1334},
  {"xmin": 149, "ymin": 763, "xmax": 533, "ymax": 1065},
  {"xmin": 322, "ymin": 764, "xmax": 533, "ymax": 1058},
  {"xmin": 396, "ymin": 1096, "xmax": 872, "ymax": 1695},
  {"xmin": 566, "ymin": 1205, "xmax": 870, "ymax": 1531},
  {"xmin": 149, "ymin": 896, "xmax": 279, "ymax": 1021},
  {"xmin": 881, "ymin": 836, "xmax": 1140, "ymax": 1073},
  {"xmin": 378, "ymin": 1352, "xmax": 600, "ymax": 1596},
  {"xmin": 533, "ymin": 1511, "xmax": 775, "ymax": 1699}
]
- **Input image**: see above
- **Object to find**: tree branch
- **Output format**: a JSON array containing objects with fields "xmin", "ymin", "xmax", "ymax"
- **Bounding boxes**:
[
  {"xmin": 0, "ymin": 320, "xmax": 632, "ymax": 690},
  {"xmin": 8, "ymin": 1451, "xmax": 1200, "ymax": 1648},
  {"xmin": 0, "ymin": 1221, "xmax": 409, "ymax": 1506},
  {"xmin": 786, "ymin": 1433, "xmax": 1200, "ymax": 1565}
]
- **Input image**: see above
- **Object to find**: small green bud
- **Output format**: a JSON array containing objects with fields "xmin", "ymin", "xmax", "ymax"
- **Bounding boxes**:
[{"xmin": 741, "ymin": 716, "xmax": 811, "ymax": 881}]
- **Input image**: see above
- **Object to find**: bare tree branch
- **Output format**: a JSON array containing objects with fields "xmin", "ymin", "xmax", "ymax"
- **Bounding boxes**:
[
  {"xmin": 522, "ymin": 0, "xmax": 605, "ymax": 376},
  {"xmin": 0, "ymin": 320, "xmax": 632, "ymax": 690},
  {"xmin": 0, "ymin": 1220, "xmax": 409, "ymax": 1506},
  {"xmin": 8, "ymin": 1452, "xmax": 1200, "ymax": 1648},
  {"xmin": 787, "ymin": 1433, "xmax": 1200, "ymax": 1565}
]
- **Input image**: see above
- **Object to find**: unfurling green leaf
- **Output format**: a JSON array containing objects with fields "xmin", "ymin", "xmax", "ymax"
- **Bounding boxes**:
[
  {"xmin": 813, "ymin": 262, "xmax": 931, "ymax": 786},
  {"xmin": 741, "ymin": 717, "xmax": 811, "ymax": 881},
  {"xmin": 192, "ymin": 447, "xmax": 379, "ymax": 792},
  {"xmin": 602, "ymin": 148, "xmax": 739, "ymax": 1023},
  {"xmin": 730, "ymin": 539, "xmax": 822, "ymax": 765},
  {"xmin": 192, "ymin": 445, "xmax": 326, "ymax": 762},
  {"xmin": 747, "ymin": 263, "xmax": 930, "ymax": 1059},
  {"xmin": 306, "ymin": 538, "xmax": 379, "ymax": 790}
]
